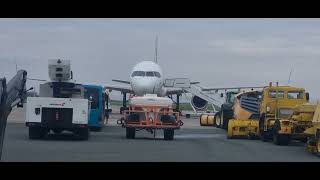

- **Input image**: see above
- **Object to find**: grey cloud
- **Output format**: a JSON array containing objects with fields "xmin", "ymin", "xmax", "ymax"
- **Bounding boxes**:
[{"xmin": 0, "ymin": 18, "xmax": 320, "ymax": 101}]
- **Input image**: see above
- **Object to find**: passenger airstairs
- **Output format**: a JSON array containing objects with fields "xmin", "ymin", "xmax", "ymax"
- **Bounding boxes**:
[{"xmin": 164, "ymin": 78, "xmax": 224, "ymax": 111}]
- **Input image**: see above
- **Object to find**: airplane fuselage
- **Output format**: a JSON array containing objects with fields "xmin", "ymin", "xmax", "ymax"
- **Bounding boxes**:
[{"xmin": 130, "ymin": 61, "xmax": 166, "ymax": 97}]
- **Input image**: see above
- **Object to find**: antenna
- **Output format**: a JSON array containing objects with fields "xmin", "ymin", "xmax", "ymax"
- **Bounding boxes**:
[
  {"xmin": 15, "ymin": 58, "xmax": 17, "ymax": 73},
  {"xmin": 154, "ymin": 36, "xmax": 158, "ymax": 64},
  {"xmin": 288, "ymin": 68, "xmax": 293, "ymax": 85}
]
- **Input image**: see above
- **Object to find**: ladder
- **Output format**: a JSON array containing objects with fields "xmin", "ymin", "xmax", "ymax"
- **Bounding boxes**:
[{"xmin": 164, "ymin": 78, "xmax": 224, "ymax": 108}]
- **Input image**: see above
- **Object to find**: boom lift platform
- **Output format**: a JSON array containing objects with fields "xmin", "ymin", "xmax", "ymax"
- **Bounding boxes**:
[
  {"xmin": 0, "ymin": 70, "xmax": 29, "ymax": 160},
  {"xmin": 25, "ymin": 59, "xmax": 90, "ymax": 140}
]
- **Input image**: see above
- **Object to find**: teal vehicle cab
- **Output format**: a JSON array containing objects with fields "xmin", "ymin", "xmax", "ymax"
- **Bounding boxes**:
[{"xmin": 83, "ymin": 84, "xmax": 106, "ymax": 131}]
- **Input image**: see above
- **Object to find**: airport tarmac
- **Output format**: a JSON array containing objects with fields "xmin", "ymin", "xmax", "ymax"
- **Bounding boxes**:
[{"xmin": 1, "ymin": 106, "xmax": 320, "ymax": 162}]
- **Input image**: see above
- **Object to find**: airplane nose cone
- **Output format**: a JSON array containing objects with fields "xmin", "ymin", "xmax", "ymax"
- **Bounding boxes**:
[{"xmin": 132, "ymin": 78, "xmax": 157, "ymax": 95}]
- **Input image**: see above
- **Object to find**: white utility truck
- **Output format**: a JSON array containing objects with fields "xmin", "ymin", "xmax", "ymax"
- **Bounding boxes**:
[{"xmin": 25, "ymin": 59, "xmax": 90, "ymax": 140}]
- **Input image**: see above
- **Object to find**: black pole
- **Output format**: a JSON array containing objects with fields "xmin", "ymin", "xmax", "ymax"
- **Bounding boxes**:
[
  {"xmin": 176, "ymin": 94, "xmax": 180, "ymax": 111},
  {"xmin": 122, "ymin": 92, "xmax": 127, "ymax": 108},
  {"xmin": 0, "ymin": 78, "xmax": 8, "ymax": 160}
]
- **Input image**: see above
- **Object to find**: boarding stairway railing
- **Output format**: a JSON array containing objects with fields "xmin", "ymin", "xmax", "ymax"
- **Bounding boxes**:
[{"xmin": 164, "ymin": 78, "xmax": 224, "ymax": 111}]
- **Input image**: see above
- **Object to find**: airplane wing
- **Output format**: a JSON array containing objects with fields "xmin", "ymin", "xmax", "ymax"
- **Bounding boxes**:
[
  {"xmin": 104, "ymin": 84, "xmax": 134, "ymax": 94},
  {"xmin": 103, "ymin": 79, "xmax": 133, "ymax": 93},
  {"xmin": 112, "ymin": 79, "xmax": 130, "ymax": 84}
]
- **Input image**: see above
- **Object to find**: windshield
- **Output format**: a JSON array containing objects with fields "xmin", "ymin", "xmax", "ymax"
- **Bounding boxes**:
[
  {"xmin": 227, "ymin": 93, "xmax": 237, "ymax": 104},
  {"xmin": 146, "ymin": 71, "xmax": 154, "ymax": 77},
  {"xmin": 269, "ymin": 90, "xmax": 284, "ymax": 98},
  {"xmin": 131, "ymin": 71, "xmax": 161, "ymax": 78},
  {"xmin": 131, "ymin": 71, "xmax": 145, "ymax": 77},
  {"xmin": 288, "ymin": 91, "xmax": 304, "ymax": 99},
  {"xmin": 84, "ymin": 87, "xmax": 99, "ymax": 109}
]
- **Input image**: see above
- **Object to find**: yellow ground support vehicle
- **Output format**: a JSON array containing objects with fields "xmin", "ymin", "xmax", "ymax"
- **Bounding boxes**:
[
  {"xmin": 303, "ymin": 105, "xmax": 320, "ymax": 156},
  {"xmin": 259, "ymin": 83, "xmax": 309, "ymax": 145},
  {"xmin": 228, "ymin": 82, "xmax": 310, "ymax": 145},
  {"xmin": 227, "ymin": 90, "xmax": 262, "ymax": 139}
]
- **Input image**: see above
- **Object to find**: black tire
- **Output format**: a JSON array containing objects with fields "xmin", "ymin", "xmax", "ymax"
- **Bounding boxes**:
[
  {"xmin": 164, "ymin": 129, "xmax": 174, "ymax": 140},
  {"xmin": 126, "ymin": 127, "xmax": 136, "ymax": 139},
  {"xmin": 186, "ymin": 114, "xmax": 191, "ymax": 118},
  {"xmin": 75, "ymin": 128, "xmax": 89, "ymax": 140},
  {"xmin": 161, "ymin": 115, "xmax": 176, "ymax": 124},
  {"xmin": 29, "ymin": 126, "xmax": 47, "ymax": 139},
  {"xmin": 221, "ymin": 111, "xmax": 230, "ymax": 130},
  {"xmin": 273, "ymin": 132, "xmax": 290, "ymax": 145},
  {"xmin": 260, "ymin": 131, "xmax": 269, "ymax": 142},
  {"xmin": 214, "ymin": 112, "xmax": 221, "ymax": 128}
]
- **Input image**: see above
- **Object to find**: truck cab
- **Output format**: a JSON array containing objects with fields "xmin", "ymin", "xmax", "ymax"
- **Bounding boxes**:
[
  {"xmin": 215, "ymin": 91, "xmax": 239, "ymax": 129},
  {"xmin": 259, "ymin": 84, "xmax": 309, "ymax": 144},
  {"xmin": 83, "ymin": 85, "xmax": 106, "ymax": 131}
]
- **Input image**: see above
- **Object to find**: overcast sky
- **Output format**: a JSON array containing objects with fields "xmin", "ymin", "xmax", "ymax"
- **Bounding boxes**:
[{"xmin": 0, "ymin": 18, "xmax": 320, "ymax": 101}]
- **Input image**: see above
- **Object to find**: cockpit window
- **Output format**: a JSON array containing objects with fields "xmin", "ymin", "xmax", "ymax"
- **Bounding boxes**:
[
  {"xmin": 131, "ymin": 71, "xmax": 145, "ymax": 77},
  {"xmin": 131, "ymin": 71, "xmax": 161, "ymax": 78},
  {"xmin": 154, "ymin": 71, "xmax": 161, "ymax": 78},
  {"xmin": 146, "ymin": 71, "xmax": 154, "ymax": 77}
]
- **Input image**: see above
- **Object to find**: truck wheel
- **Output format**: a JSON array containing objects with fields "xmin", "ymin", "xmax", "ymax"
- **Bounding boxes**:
[
  {"xmin": 75, "ymin": 128, "xmax": 89, "ymax": 140},
  {"xmin": 221, "ymin": 111, "xmax": 229, "ymax": 130},
  {"xmin": 126, "ymin": 127, "xmax": 136, "ymax": 139},
  {"xmin": 29, "ymin": 126, "xmax": 47, "ymax": 139},
  {"xmin": 164, "ymin": 129, "xmax": 174, "ymax": 140},
  {"xmin": 260, "ymin": 131, "xmax": 269, "ymax": 142},
  {"xmin": 315, "ymin": 138, "xmax": 320, "ymax": 157},
  {"xmin": 214, "ymin": 112, "xmax": 221, "ymax": 128},
  {"xmin": 273, "ymin": 132, "xmax": 290, "ymax": 145}
]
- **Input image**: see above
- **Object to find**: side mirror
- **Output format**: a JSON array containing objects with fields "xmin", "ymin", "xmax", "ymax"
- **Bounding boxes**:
[
  {"xmin": 306, "ymin": 92, "xmax": 310, "ymax": 101},
  {"xmin": 220, "ymin": 93, "xmax": 224, "ymax": 98},
  {"xmin": 70, "ymin": 71, "xmax": 73, "ymax": 79}
]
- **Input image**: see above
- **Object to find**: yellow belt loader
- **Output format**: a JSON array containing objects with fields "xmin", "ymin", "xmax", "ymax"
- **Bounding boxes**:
[{"xmin": 227, "ymin": 90, "xmax": 261, "ymax": 139}]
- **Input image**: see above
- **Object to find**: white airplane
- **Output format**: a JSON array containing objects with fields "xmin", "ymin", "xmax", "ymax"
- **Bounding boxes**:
[
  {"xmin": 106, "ymin": 60, "xmax": 189, "ymax": 97},
  {"xmin": 105, "ymin": 60, "xmax": 197, "ymax": 112},
  {"xmin": 105, "ymin": 37, "xmax": 264, "ymax": 113}
]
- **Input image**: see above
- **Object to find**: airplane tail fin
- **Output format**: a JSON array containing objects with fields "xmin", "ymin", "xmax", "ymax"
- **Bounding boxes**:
[{"xmin": 154, "ymin": 36, "xmax": 158, "ymax": 64}]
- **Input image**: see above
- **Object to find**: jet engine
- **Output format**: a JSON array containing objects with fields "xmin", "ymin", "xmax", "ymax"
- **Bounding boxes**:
[{"xmin": 190, "ymin": 95, "xmax": 208, "ymax": 111}]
